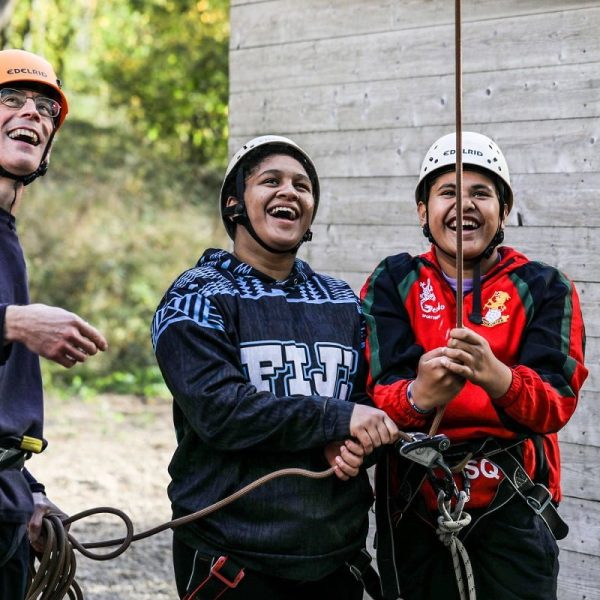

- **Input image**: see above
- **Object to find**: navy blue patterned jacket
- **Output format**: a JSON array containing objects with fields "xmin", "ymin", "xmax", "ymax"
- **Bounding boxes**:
[{"xmin": 151, "ymin": 248, "xmax": 373, "ymax": 580}]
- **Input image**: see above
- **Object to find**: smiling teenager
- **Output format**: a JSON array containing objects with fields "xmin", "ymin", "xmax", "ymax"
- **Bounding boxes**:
[
  {"xmin": 151, "ymin": 135, "xmax": 399, "ymax": 600},
  {"xmin": 361, "ymin": 132, "xmax": 588, "ymax": 600},
  {"xmin": 0, "ymin": 50, "xmax": 107, "ymax": 598}
]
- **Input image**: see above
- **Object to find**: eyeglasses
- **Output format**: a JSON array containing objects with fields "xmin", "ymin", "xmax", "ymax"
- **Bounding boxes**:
[{"xmin": 0, "ymin": 88, "xmax": 61, "ymax": 119}]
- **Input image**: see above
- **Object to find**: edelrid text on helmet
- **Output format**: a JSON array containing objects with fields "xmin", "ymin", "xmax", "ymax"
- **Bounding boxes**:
[
  {"xmin": 415, "ymin": 131, "xmax": 513, "ymax": 213},
  {"xmin": 8, "ymin": 68, "xmax": 48, "ymax": 77},
  {"xmin": 0, "ymin": 49, "xmax": 69, "ymax": 129}
]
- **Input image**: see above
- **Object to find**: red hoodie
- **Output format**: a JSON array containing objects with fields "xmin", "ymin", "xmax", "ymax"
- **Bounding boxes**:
[{"xmin": 361, "ymin": 246, "xmax": 588, "ymax": 509}]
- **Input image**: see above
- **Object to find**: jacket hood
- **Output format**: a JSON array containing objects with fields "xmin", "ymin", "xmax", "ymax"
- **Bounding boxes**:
[{"xmin": 198, "ymin": 248, "xmax": 316, "ymax": 287}]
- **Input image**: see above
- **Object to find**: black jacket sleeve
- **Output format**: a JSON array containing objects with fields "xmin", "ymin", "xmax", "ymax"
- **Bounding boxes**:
[{"xmin": 154, "ymin": 306, "xmax": 354, "ymax": 453}]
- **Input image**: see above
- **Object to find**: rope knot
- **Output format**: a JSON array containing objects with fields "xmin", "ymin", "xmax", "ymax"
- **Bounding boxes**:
[{"xmin": 435, "ymin": 490, "xmax": 476, "ymax": 600}]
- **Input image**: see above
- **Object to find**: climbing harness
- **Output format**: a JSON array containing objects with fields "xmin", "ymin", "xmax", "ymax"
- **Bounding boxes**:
[
  {"xmin": 182, "ymin": 548, "xmax": 384, "ymax": 600},
  {"xmin": 346, "ymin": 548, "xmax": 385, "ymax": 600},
  {"xmin": 0, "ymin": 436, "xmax": 46, "ymax": 471},
  {"xmin": 183, "ymin": 555, "xmax": 245, "ymax": 600},
  {"xmin": 388, "ymin": 433, "xmax": 569, "ymax": 600},
  {"xmin": 0, "ymin": 447, "xmax": 27, "ymax": 471},
  {"xmin": 472, "ymin": 440, "xmax": 568, "ymax": 541}
]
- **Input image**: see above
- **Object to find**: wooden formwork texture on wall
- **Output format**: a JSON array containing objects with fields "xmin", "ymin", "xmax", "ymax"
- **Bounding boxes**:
[{"xmin": 228, "ymin": 1, "xmax": 600, "ymax": 597}]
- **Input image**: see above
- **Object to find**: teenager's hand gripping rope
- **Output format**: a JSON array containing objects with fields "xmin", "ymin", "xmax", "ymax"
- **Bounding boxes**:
[{"xmin": 27, "ymin": 431, "xmax": 417, "ymax": 600}]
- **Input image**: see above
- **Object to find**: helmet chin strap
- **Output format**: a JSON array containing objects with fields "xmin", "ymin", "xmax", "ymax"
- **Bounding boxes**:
[
  {"xmin": 223, "ymin": 167, "xmax": 313, "ymax": 255},
  {"xmin": 0, "ymin": 160, "xmax": 48, "ymax": 186},
  {"xmin": 421, "ymin": 204, "xmax": 505, "ymax": 262},
  {"xmin": 0, "ymin": 129, "xmax": 55, "ymax": 186}
]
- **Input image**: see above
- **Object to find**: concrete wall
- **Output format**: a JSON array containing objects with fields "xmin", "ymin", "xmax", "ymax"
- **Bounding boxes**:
[{"xmin": 229, "ymin": 2, "xmax": 600, "ymax": 597}]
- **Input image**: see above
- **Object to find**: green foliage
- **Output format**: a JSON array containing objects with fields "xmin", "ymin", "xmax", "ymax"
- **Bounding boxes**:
[
  {"xmin": 3, "ymin": 0, "xmax": 229, "ymax": 165},
  {"xmin": 5, "ymin": 0, "xmax": 85, "ymax": 76},
  {"xmin": 21, "ymin": 120, "xmax": 228, "ymax": 398},
  {"xmin": 91, "ymin": 0, "xmax": 229, "ymax": 165},
  {"xmin": 1, "ymin": 0, "xmax": 231, "ymax": 397}
]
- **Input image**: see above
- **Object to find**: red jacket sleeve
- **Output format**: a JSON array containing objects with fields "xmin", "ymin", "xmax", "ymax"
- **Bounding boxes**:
[{"xmin": 492, "ymin": 269, "xmax": 587, "ymax": 433}]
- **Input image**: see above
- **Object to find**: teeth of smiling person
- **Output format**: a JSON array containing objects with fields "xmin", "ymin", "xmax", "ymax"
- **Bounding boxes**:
[
  {"xmin": 462, "ymin": 220, "xmax": 479, "ymax": 230},
  {"xmin": 8, "ymin": 128, "xmax": 39, "ymax": 145},
  {"xmin": 449, "ymin": 219, "xmax": 479, "ymax": 230},
  {"xmin": 268, "ymin": 206, "xmax": 298, "ymax": 220}
]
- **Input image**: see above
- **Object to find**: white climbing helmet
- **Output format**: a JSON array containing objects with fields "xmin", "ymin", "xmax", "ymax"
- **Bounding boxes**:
[
  {"xmin": 220, "ymin": 135, "xmax": 320, "ymax": 239},
  {"xmin": 415, "ymin": 132, "xmax": 513, "ymax": 213}
]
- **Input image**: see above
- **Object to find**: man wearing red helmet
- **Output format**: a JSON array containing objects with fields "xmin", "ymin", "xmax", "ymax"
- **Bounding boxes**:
[
  {"xmin": 0, "ymin": 49, "xmax": 107, "ymax": 598},
  {"xmin": 362, "ymin": 132, "xmax": 588, "ymax": 599}
]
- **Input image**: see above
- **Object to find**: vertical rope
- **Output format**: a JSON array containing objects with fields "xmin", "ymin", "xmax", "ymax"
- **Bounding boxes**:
[
  {"xmin": 429, "ymin": 0, "xmax": 464, "ymax": 439},
  {"xmin": 454, "ymin": 0, "xmax": 464, "ymax": 329},
  {"xmin": 431, "ymin": 15, "xmax": 475, "ymax": 600}
]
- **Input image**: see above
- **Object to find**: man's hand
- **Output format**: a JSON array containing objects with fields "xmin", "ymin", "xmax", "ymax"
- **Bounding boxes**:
[
  {"xmin": 28, "ymin": 493, "xmax": 68, "ymax": 554},
  {"xmin": 349, "ymin": 404, "xmax": 400, "ymax": 455},
  {"xmin": 4, "ymin": 304, "xmax": 108, "ymax": 368},
  {"xmin": 325, "ymin": 440, "xmax": 366, "ymax": 481}
]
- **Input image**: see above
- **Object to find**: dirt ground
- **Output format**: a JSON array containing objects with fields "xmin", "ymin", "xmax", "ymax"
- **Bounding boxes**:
[
  {"xmin": 33, "ymin": 394, "xmax": 178, "ymax": 599},
  {"xmin": 32, "ymin": 394, "xmax": 377, "ymax": 600}
]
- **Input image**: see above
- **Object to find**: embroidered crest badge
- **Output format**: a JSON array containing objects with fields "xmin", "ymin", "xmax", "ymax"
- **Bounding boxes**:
[
  {"xmin": 419, "ymin": 278, "xmax": 445, "ymax": 320},
  {"xmin": 482, "ymin": 291, "xmax": 511, "ymax": 327}
]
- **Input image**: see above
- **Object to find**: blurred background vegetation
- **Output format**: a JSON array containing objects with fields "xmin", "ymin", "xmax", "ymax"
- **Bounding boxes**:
[{"xmin": 1, "ymin": 0, "xmax": 230, "ymax": 398}]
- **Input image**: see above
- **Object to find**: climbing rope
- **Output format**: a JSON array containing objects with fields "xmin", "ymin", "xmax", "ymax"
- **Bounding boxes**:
[
  {"xmin": 429, "ymin": 0, "xmax": 465, "ymax": 440},
  {"xmin": 436, "ymin": 490, "xmax": 475, "ymax": 600},
  {"xmin": 27, "ymin": 514, "xmax": 82, "ymax": 600},
  {"xmin": 424, "ymin": 3, "xmax": 478, "ymax": 598},
  {"xmin": 26, "ymin": 466, "xmax": 335, "ymax": 599}
]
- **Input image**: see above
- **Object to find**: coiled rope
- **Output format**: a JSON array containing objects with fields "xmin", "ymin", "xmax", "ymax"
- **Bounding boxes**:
[{"xmin": 26, "ymin": 466, "xmax": 334, "ymax": 600}]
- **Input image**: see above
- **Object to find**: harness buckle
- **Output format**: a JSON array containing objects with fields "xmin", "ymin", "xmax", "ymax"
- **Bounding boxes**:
[
  {"xmin": 210, "ymin": 556, "xmax": 245, "ymax": 589},
  {"xmin": 347, "ymin": 548, "xmax": 372, "ymax": 580},
  {"xmin": 526, "ymin": 484, "xmax": 553, "ymax": 516}
]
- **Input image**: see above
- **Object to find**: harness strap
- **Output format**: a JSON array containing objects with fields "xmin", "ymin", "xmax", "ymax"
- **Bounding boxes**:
[
  {"xmin": 444, "ymin": 437, "xmax": 568, "ymax": 540},
  {"xmin": 0, "ymin": 447, "xmax": 26, "ymax": 471},
  {"xmin": 488, "ymin": 449, "xmax": 569, "ymax": 540},
  {"xmin": 184, "ymin": 556, "xmax": 245, "ymax": 600},
  {"xmin": 346, "ymin": 548, "xmax": 384, "ymax": 600},
  {"xmin": 0, "ymin": 435, "xmax": 46, "ymax": 454}
]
